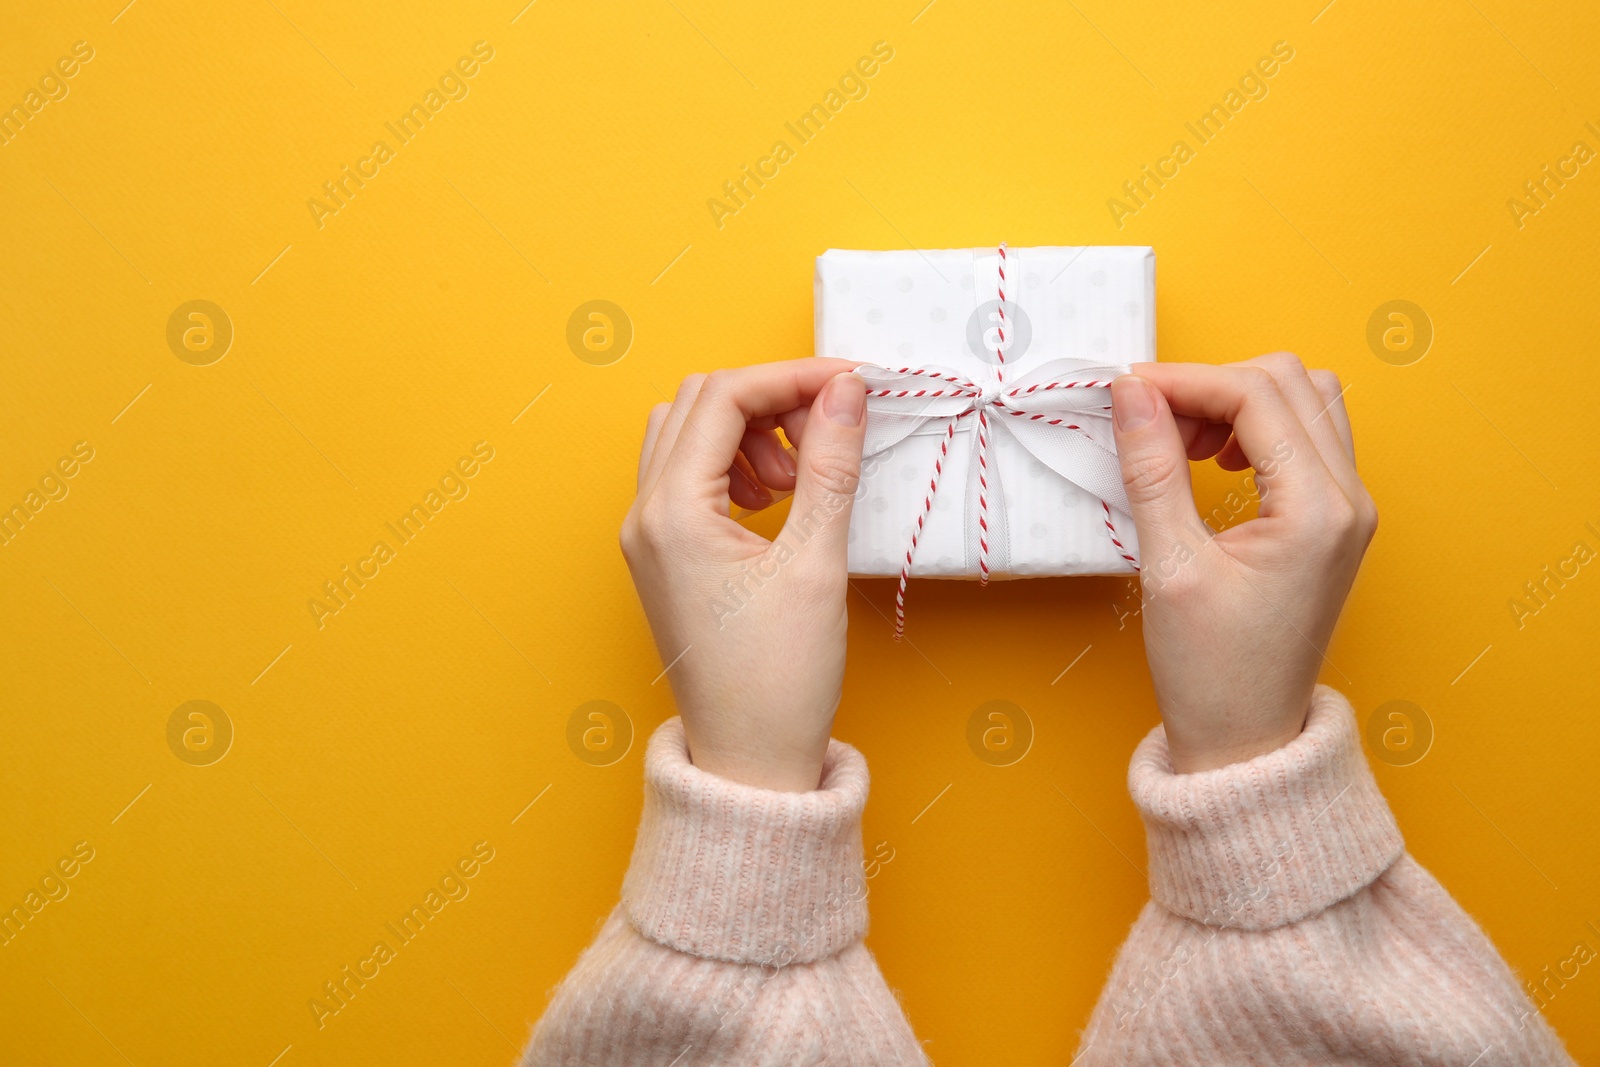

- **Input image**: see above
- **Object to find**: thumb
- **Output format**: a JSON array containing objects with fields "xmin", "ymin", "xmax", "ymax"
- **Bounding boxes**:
[
  {"xmin": 782, "ymin": 371, "xmax": 866, "ymax": 564},
  {"xmin": 1110, "ymin": 374, "xmax": 1203, "ymax": 564}
]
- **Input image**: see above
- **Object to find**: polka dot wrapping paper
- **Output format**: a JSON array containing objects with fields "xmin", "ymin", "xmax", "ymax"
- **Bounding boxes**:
[{"xmin": 815, "ymin": 245, "xmax": 1157, "ymax": 580}]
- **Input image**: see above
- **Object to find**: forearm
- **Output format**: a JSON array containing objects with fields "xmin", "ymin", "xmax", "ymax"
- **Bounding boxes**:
[
  {"xmin": 1078, "ymin": 686, "xmax": 1573, "ymax": 1066},
  {"xmin": 523, "ymin": 717, "xmax": 924, "ymax": 1066}
]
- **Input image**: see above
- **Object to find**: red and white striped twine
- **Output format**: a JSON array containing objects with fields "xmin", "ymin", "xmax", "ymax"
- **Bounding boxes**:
[
  {"xmin": 977, "ymin": 242, "xmax": 1008, "ymax": 586},
  {"xmin": 1102, "ymin": 499, "xmax": 1139, "ymax": 570},
  {"xmin": 894, "ymin": 419, "xmax": 958, "ymax": 638},
  {"xmin": 888, "ymin": 243, "xmax": 1139, "ymax": 641}
]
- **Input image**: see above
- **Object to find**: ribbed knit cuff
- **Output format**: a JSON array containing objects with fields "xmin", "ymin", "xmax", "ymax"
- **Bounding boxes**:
[
  {"xmin": 1129, "ymin": 684, "xmax": 1405, "ymax": 931},
  {"xmin": 621, "ymin": 717, "xmax": 871, "ymax": 966}
]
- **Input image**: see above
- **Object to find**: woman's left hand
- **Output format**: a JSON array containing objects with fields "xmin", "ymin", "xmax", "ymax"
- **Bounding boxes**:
[{"xmin": 621, "ymin": 359, "xmax": 868, "ymax": 792}]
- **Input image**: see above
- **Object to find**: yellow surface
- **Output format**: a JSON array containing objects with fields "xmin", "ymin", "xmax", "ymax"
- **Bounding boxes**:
[{"xmin": 3, "ymin": 0, "xmax": 1598, "ymax": 1062}]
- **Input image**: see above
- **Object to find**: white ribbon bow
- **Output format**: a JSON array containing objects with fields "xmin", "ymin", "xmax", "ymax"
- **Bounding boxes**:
[{"xmin": 855, "ymin": 358, "xmax": 1141, "ymax": 636}]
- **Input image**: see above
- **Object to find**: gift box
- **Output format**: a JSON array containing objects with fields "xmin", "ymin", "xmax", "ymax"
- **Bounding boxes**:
[{"xmin": 814, "ymin": 244, "xmax": 1154, "ymax": 601}]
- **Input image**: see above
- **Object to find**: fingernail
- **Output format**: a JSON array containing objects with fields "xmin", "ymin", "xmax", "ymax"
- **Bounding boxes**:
[
  {"xmin": 823, "ymin": 373, "xmax": 866, "ymax": 427},
  {"xmin": 779, "ymin": 447, "xmax": 798, "ymax": 477},
  {"xmin": 1112, "ymin": 375, "xmax": 1155, "ymax": 432}
]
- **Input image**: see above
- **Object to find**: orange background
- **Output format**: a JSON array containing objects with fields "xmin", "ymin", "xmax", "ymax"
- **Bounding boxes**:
[{"xmin": 2, "ymin": 0, "xmax": 1598, "ymax": 1063}]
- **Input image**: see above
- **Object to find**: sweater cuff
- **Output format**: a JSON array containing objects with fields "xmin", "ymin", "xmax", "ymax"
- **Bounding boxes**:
[
  {"xmin": 621, "ymin": 717, "xmax": 870, "ymax": 965},
  {"xmin": 1129, "ymin": 684, "xmax": 1405, "ymax": 931}
]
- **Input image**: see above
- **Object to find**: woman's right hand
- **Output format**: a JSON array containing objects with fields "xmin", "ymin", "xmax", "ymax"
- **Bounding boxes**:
[{"xmin": 1107, "ymin": 354, "xmax": 1378, "ymax": 773}]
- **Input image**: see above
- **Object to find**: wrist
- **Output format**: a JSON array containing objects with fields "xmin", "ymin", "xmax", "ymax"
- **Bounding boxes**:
[
  {"xmin": 681, "ymin": 721, "xmax": 831, "ymax": 792},
  {"xmin": 689, "ymin": 749, "xmax": 827, "ymax": 791},
  {"xmin": 1163, "ymin": 709, "xmax": 1310, "ymax": 774}
]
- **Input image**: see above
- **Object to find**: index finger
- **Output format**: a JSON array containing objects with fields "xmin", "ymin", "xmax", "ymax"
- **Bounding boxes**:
[
  {"xmin": 662, "ymin": 358, "xmax": 859, "ymax": 500},
  {"xmin": 1129, "ymin": 361, "xmax": 1336, "ymax": 520}
]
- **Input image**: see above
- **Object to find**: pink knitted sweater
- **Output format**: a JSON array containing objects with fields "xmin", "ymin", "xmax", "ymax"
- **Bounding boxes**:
[{"xmin": 523, "ymin": 687, "xmax": 1573, "ymax": 1065}]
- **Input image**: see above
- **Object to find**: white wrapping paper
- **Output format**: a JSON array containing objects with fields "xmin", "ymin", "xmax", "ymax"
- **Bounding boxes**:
[{"xmin": 814, "ymin": 245, "xmax": 1156, "ymax": 579}]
